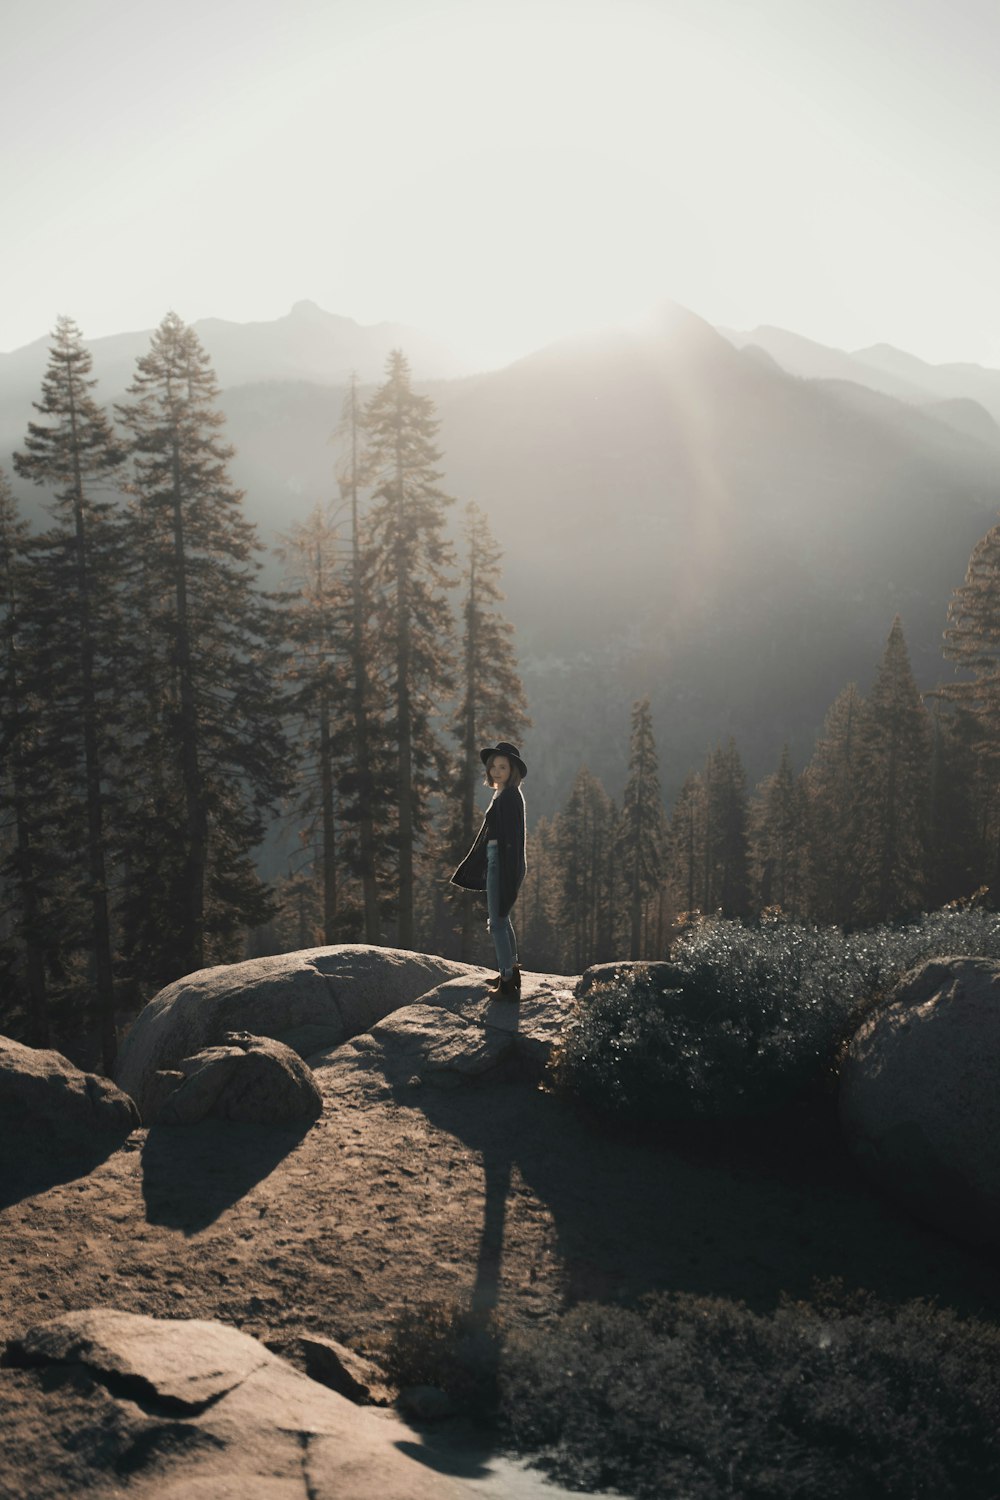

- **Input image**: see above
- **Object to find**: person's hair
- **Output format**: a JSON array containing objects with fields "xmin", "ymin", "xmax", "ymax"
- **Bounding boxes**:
[{"xmin": 483, "ymin": 754, "xmax": 523, "ymax": 789}]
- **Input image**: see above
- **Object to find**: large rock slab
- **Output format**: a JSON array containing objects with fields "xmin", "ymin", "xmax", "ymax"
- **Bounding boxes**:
[
  {"xmin": 1, "ymin": 1308, "xmax": 474, "ymax": 1497},
  {"xmin": 0, "ymin": 1035, "xmax": 139, "ymax": 1165},
  {"xmin": 839, "ymin": 955, "xmax": 1000, "ymax": 1247},
  {"xmin": 147, "ymin": 1032, "xmax": 323, "ymax": 1126},
  {"xmin": 344, "ymin": 971, "xmax": 579, "ymax": 1089},
  {"xmin": 116, "ymin": 945, "xmax": 475, "ymax": 1119}
]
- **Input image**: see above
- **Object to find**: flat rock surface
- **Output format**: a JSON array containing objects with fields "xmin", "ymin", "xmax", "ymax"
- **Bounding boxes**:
[
  {"xmin": 356, "ymin": 972, "xmax": 579, "ymax": 1087},
  {"xmin": 3, "ymin": 1308, "xmax": 611, "ymax": 1499}
]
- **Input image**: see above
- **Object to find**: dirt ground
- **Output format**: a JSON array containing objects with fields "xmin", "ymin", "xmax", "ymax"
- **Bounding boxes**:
[{"xmin": 3, "ymin": 1029, "xmax": 999, "ymax": 1386}]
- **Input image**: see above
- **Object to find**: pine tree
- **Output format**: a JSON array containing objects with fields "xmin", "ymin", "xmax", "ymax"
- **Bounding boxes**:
[
  {"xmin": 115, "ymin": 311, "xmax": 292, "ymax": 984},
  {"xmin": 446, "ymin": 501, "xmax": 530, "ymax": 959},
  {"xmin": 13, "ymin": 317, "xmax": 126, "ymax": 1069},
  {"xmin": 0, "ymin": 471, "xmax": 52, "ymax": 1044},
  {"xmin": 802, "ymin": 683, "xmax": 865, "ymax": 926},
  {"xmin": 667, "ymin": 770, "xmax": 706, "ymax": 917},
  {"xmin": 925, "ymin": 703, "xmax": 987, "ymax": 907},
  {"xmin": 617, "ymin": 696, "xmax": 666, "ymax": 957},
  {"xmin": 363, "ymin": 350, "xmax": 458, "ymax": 947},
  {"xmin": 704, "ymin": 738, "xmax": 751, "ymax": 918},
  {"xmin": 853, "ymin": 616, "xmax": 931, "ymax": 924},
  {"xmin": 750, "ymin": 744, "xmax": 808, "ymax": 917},
  {"xmin": 940, "ymin": 517, "xmax": 1000, "ymax": 746},
  {"xmin": 553, "ymin": 767, "xmax": 617, "ymax": 972},
  {"xmin": 276, "ymin": 501, "xmax": 349, "ymax": 942},
  {"xmin": 335, "ymin": 374, "xmax": 389, "ymax": 941},
  {"xmin": 519, "ymin": 813, "xmax": 561, "ymax": 973},
  {"xmin": 938, "ymin": 518, "xmax": 1000, "ymax": 898}
]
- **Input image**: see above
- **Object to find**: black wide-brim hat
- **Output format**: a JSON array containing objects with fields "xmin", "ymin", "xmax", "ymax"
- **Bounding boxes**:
[{"xmin": 480, "ymin": 741, "xmax": 527, "ymax": 779}]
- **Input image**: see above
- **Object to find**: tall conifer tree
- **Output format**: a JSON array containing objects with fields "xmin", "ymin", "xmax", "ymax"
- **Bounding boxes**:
[
  {"xmin": 617, "ymin": 696, "xmax": 666, "ymax": 957},
  {"xmin": 940, "ymin": 517, "xmax": 1000, "ymax": 746},
  {"xmin": 13, "ymin": 317, "xmax": 126, "ymax": 1068},
  {"xmin": 854, "ymin": 616, "xmax": 930, "ymax": 924},
  {"xmin": 363, "ymin": 350, "xmax": 457, "ymax": 947},
  {"xmin": 802, "ymin": 683, "xmax": 865, "ymax": 926},
  {"xmin": 750, "ymin": 744, "xmax": 807, "ymax": 917},
  {"xmin": 668, "ymin": 770, "xmax": 706, "ymax": 917},
  {"xmin": 0, "ymin": 471, "xmax": 51, "ymax": 1044},
  {"xmin": 704, "ymin": 738, "xmax": 751, "ymax": 918},
  {"xmin": 276, "ymin": 502, "xmax": 348, "ymax": 942},
  {"xmin": 554, "ymin": 767, "xmax": 617, "ymax": 971},
  {"xmin": 939, "ymin": 517, "xmax": 1000, "ymax": 894},
  {"xmin": 116, "ymin": 311, "xmax": 292, "ymax": 983},
  {"xmin": 446, "ymin": 501, "xmax": 530, "ymax": 959},
  {"xmin": 336, "ymin": 374, "xmax": 389, "ymax": 940},
  {"xmin": 925, "ymin": 704, "xmax": 986, "ymax": 906}
]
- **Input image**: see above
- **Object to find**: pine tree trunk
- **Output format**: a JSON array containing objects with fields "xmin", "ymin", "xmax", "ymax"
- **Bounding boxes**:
[
  {"xmin": 170, "ymin": 439, "xmax": 207, "ymax": 975},
  {"xmin": 319, "ymin": 689, "xmax": 336, "ymax": 942},
  {"xmin": 8, "ymin": 709, "xmax": 48, "ymax": 1046},
  {"xmin": 395, "ymin": 451, "xmax": 414, "ymax": 948},
  {"xmin": 347, "ymin": 384, "xmax": 379, "ymax": 942},
  {"xmin": 69, "ymin": 410, "xmax": 116, "ymax": 1072},
  {"xmin": 4, "ymin": 599, "xmax": 50, "ymax": 1045}
]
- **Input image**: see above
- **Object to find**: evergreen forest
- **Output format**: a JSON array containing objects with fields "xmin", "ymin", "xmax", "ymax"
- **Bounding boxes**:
[{"xmin": 3, "ymin": 315, "xmax": 1000, "ymax": 1072}]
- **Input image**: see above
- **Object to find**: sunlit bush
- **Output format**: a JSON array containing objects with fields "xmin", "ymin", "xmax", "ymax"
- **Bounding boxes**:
[{"xmin": 551, "ymin": 907, "xmax": 1000, "ymax": 1122}]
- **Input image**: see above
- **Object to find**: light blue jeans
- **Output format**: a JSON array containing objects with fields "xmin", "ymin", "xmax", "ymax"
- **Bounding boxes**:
[{"xmin": 486, "ymin": 841, "xmax": 518, "ymax": 976}]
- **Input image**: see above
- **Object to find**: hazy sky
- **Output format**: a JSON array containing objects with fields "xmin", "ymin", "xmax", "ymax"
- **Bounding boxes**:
[{"xmin": 3, "ymin": 0, "xmax": 999, "ymax": 366}]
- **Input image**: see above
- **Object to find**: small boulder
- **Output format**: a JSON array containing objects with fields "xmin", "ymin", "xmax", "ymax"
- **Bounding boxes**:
[
  {"xmin": 839, "ymin": 955, "xmax": 1000, "ymax": 1247},
  {"xmin": 296, "ymin": 1333, "xmax": 397, "ymax": 1405},
  {"xmin": 115, "ymin": 944, "xmax": 476, "ymax": 1119},
  {"xmin": 148, "ymin": 1032, "xmax": 323, "ymax": 1126},
  {"xmin": 0, "ymin": 1035, "xmax": 139, "ymax": 1169}
]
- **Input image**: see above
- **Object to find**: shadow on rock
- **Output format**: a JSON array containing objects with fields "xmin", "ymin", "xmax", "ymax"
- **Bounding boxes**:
[
  {"xmin": 140, "ymin": 1117, "xmax": 314, "ymax": 1233},
  {"xmin": 402, "ymin": 1078, "xmax": 1000, "ymax": 1323}
]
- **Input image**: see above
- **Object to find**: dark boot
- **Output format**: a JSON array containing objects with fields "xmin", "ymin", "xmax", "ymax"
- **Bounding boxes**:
[
  {"xmin": 512, "ymin": 964, "xmax": 522, "ymax": 992},
  {"xmin": 498, "ymin": 972, "xmax": 519, "ymax": 999}
]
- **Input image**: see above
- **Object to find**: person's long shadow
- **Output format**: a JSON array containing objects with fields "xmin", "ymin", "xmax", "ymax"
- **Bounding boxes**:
[
  {"xmin": 400, "ymin": 1045, "xmax": 1000, "ymax": 1325},
  {"xmin": 140, "ymin": 1117, "xmax": 313, "ymax": 1235}
]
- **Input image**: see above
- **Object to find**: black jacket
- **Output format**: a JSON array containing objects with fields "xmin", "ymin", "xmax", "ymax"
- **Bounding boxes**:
[{"xmin": 450, "ymin": 784, "xmax": 526, "ymax": 921}]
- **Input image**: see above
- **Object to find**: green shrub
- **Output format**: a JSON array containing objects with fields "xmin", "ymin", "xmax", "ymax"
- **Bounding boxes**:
[
  {"xmin": 497, "ymin": 1287, "xmax": 1000, "ymax": 1499},
  {"xmin": 377, "ymin": 1298, "xmax": 505, "ymax": 1416},
  {"xmin": 553, "ymin": 920, "xmax": 865, "ymax": 1121},
  {"xmin": 552, "ymin": 908, "xmax": 1000, "ymax": 1123}
]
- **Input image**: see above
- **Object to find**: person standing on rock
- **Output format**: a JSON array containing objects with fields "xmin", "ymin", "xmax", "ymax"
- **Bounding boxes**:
[{"xmin": 450, "ymin": 742, "xmax": 527, "ymax": 999}]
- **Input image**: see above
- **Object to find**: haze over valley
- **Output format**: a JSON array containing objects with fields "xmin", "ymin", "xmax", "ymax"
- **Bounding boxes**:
[{"xmin": 2, "ymin": 296, "xmax": 998, "ymax": 814}]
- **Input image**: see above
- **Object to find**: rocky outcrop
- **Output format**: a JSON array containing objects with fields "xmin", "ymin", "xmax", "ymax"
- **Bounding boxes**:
[
  {"xmin": 294, "ymin": 1332, "xmax": 397, "ymax": 1405},
  {"xmin": 115, "ymin": 945, "xmax": 475, "ymax": 1119},
  {"xmin": 339, "ymin": 971, "xmax": 579, "ymax": 1089},
  {"xmin": 0, "ymin": 1035, "xmax": 139, "ymax": 1164},
  {"xmin": 1, "ymin": 1308, "xmax": 477, "ymax": 1497},
  {"xmin": 839, "ymin": 955, "xmax": 1000, "ymax": 1247},
  {"xmin": 145, "ymin": 1032, "xmax": 323, "ymax": 1126}
]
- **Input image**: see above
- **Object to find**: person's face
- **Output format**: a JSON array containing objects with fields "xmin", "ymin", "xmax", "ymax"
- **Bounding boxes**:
[{"xmin": 490, "ymin": 756, "xmax": 511, "ymax": 788}]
